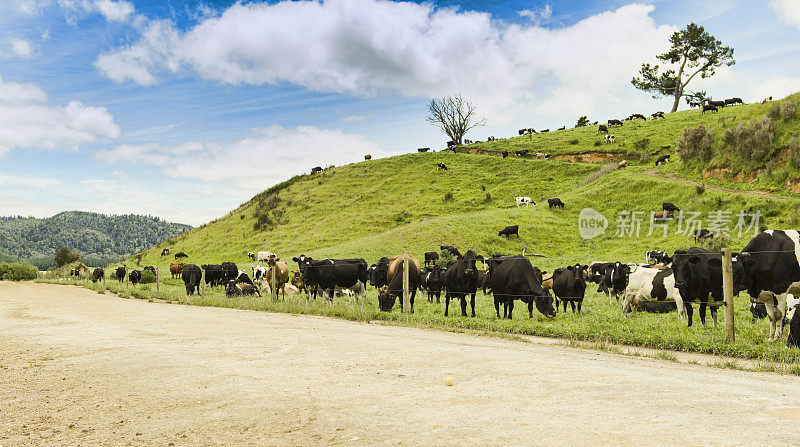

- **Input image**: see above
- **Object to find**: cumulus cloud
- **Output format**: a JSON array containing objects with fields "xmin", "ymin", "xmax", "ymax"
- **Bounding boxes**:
[
  {"xmin": 94, "ymin": 0, "xmax": 674, "ymax": 121},
  {"xmin": 771, "ymin": 0, "xmax": 800, "ymax": 30},
  {"xmin": 10, "ymin": 38, "xmax": 34, "ymax": 58},
  {"xmin": 518, "ymin": 4, "xmax": 552, "ymax": 26},
  {"xmin": 749, "ymin": 76, "xmax": 800, "ymax": 103},
  {"xmin": 0, "ymin": 75, "xmax": 121, "ymax": 156},
  {"xmin": 59, "ymin": 0, "xmax": 134, "ymax": 23},
  {"xmin": 97, "ymin": 125, "xmax": 384, "ymax": 189}
]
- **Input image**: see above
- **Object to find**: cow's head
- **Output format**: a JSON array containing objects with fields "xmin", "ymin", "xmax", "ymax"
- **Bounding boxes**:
[
  {"xmin": 377, "ymin": 286, "xmax": 395, "ymax": 311},
  {"xmin": 671, "ymin": 250, "xmax": 698, "ymax": 291},
  {"xmin": 462, "ymin": 250, "xmax": 478, "ymax": 278}
]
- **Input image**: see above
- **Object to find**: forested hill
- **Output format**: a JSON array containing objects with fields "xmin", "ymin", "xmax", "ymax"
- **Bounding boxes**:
[{"xmin": 0, "ymin": 211, "xmax": 191, "ymax": 268}]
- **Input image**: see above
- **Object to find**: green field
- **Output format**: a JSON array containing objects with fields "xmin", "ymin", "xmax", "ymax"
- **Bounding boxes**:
[{"xmin": 52, "ymin": 93, "xmax": 800, "ymax": 370}]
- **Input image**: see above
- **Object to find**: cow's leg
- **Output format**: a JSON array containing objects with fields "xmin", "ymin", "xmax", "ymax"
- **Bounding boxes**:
[
  {"xmin": 685, "ymin": 302, "xmax": 694, "ymax": 327},
  {"xmin": 528, "ymin": 299, "xmax": 534, "ymax": 318},
  {"xmin": 764, "ymin": 296, "xmax": 778, "ymax": 341},
  {"xmin": 470, "ymin": 293, "xmax": 476, "ymax": 317},
  {"xmin": 410, "ymin": 289, "xmax": 416, "ymax": 314},
  {"xmin": 507, "ymin": 300, "xmax": 514, "ymax": 319},
  {"xmin": 675, "ymin": 294, "xmax": 686, "ymax": 321},
  {"xmin": 460, "ymin": 296, "xmax": 468, "ymax": 317},
  {"xmin": 445, "ymin": 294, "xmax": 450, "ymax": 317},
  {"xmin": 577, "ymin": 299, "xmax": 582, "ymax": 314},
  {"xmin": 494, "ymin": 296, "xmax": 501, "ymax": 318},
  {"xmin": 569, "ymin": 300, "xmax": 576, "ymax": 314},
  {"xmin": 699, "ymin": 301, "xmax": 708, "ymax": 325}
]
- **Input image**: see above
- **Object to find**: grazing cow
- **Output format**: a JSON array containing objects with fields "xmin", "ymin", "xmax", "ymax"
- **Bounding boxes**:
[
  {"xmin": 248, "ymin": 252, "xmax": 256, "ymax": 261},
  {"xmin": 608, "ymin": 119, "xmax": 623, "ymax": 127},
  {"xmin": 311, "ymin": 166, "xmax": 323, "ymax": 174},
  {"xmin": 598, "ymin": 125, "xmax": 609, "ymax": 133},
  {"xmin": 440, "ymin": 245, "xmax": 462, "ymax": 259},
  {"xmin": 604, "ymin": 134, "xmax": 615, "ymax": 144},
  {"xmin": 257, "ymin": 251, "xmax": 276, "ymax": 263},
  {"xmin": 293, "ymin": 256, "xmax": 368, "ymax": 302},
  {"xmin": 170, "ymin": 262, "xmax": 184, "ymax": 278},
  {"xmin": 442, "ymin": 250, "xmax": 479, "ymax": 317},
  {"xmin": 735, "ymin": 230, "xmax": 800, "ymax": 341},
  {"xmin": 225, "ymin": 280, "xmax": 260, "ymax": 297},
  {"xmin": 221, "ymin": 262, "xmax": 239, "ymax": 283},
  {"xmin": 702, "ymin": 104, "xmax": 718, "ymax": 113},
  {"xmin": 539, "ymin": 129, "xmax": 549, "ymax": 133},
  {"xmin": 364, "ymin": 154, "xmax": 372, "ymax": 161},
  {"xmin": 557, "ymin": 126, "xmax": 565, "ymax": 131},
  {"xmin": 501, "ymin": 150, "xmax": 509, "ymax": 158},
  {"xmin": 518, "ymin": 129, "xmax": 526, "ymax": 135},
  {"xmin": 447, "ymin": 141, "xmax": 456, "ymax": 147},
  {"xmin": 181, "ymin": 264, "xmax": 202, "ymax": 295},
  {"xmin": 424, "ymin": 251, "xmax": 439, "ymax": 267},
  {"xmin": 516, "ymin": 197, "xmax": 534, "ymax": 208},
  {"xmin": 631, "ymin": 113, "xmax": 646, "ymax": 120},
  {"xmin": 418, "ymin": 147, "xmax": 430, "ymax": 153},
  {"xmin": 115, "ymin": 266, "xmax": 126, "ymax": 282},
  {"xmin": 265, "ymin": 257, "xmax": 290, "ymax": 300},
  {"xmin": 488, "ymin": 256, "xmax": 555, "ymax": 319},
  {"xmin": 552, "ymin": 264, "xmax": 588, "ymax": 313},
  {"xmin": 377, "ymin": 254, "xmax": 421, "ymax": 312},
  {"xmin": 750, "ymin": 299, "xmax": 768, "ymax": 322},
  {"xmin": 622, "ymin": 267, "xmax": 685, "ymax": 320},
  {"xmin": 144, "ymin": 266, "xmax": 156, "ymax": 276},
  {"xmin": 762, "ymin": 96, "xmax": 773, "ymax": 104},
  {"xmin": 709, "ymin": 100, "xmax": 726, "ymax": 108},
  {"xmin": 92, "ymin": 268, "xmax": 104, "ymax": 283},
  {"xmin": 536, "ymin": 153, "xmax": 550, "ymax": 159},
  {"xmin": 653, "ymin": 211, "xmax": 673, "ymax": 220},
  {"xmin": 618, "ymin": 160, "xmax": 627, "ymax": 168},
  {"xmin": 201, "ymin": 264, "xmax": 224, "ymax": 287},
  {"xmin": 436, "ymin": 163, "xmax": 448, "ymax": 171},
  {"xmin": 515, "ymin": 149, "xmax": 529, "ymax": 157},
  {"xmin": 420, "ymin": 264, "xmax": 444, "ymax": 303},
  {"xmin": 662, "ymin": 202, "xmax": 680, "ymax": 213},
  {"xmin": 129, "ymin": 270, "xmax": 142, "ymax": 285},
  {"xmin": 498, "ymin": 225, "xmax": 519, "ymax": 238},
  {"xmin": 161, "ymin": 248, "xmax": 169, "ymax": 256},
  {"xmin": 548, "ymin": 198, "xmax": 565, "ymax": 209},
  {"xmin": 645, "ymin": 250, "xmax": 672, "ymax": 265},
  {"xmin": 174, "ymin": 252, "xmax": 188, "ymax": 260},
  {"xmin": 655, "ymin": 154, "xmax": 670, "ymax": 166},
  {"xmin": 694, "ymin": 229, "xmax": 714, "ymax": 242},
  {"xmin": 487, "ymin": 136, "xmax": 496, "ymax": 141}
]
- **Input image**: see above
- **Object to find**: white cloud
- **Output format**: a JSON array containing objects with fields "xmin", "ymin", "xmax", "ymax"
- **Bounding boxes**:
[
  {"xmin": 94, "ymin": 1, "xmax": 674, "ymax": 121},
  {"xmin": 10, "ymin": 38, "xmax": 33, "ymax": 58},
  {"xmin": 771, "ymin": 0, "xmax": 800, "ymax": 30},
  {"xmin": 59, "ymin": 0, "xmax": 134, "ymax": 23},
  {"xmin": 749, "ymin": 76, "xmax": 800, "ymax": 103},
  {"xmin": 341, "ymin": 114, "xmax": 366, "ymax": 122},
  {"xmin": 15, "ymin": 0, "xmax": 42, "ymax": 15},
  {"xmin": 0, "ymin": 75, "xmax": 121, "ymax": 156},
  {"xmin": 97, "ymin": 125, "xmax": 385, "ymax": 189},
  {"xmin": 518, "ymin": 4, "xmax": 552, "ymax": 26},
  {"xmin": 0, "ymin": 173, "xmax": 60, "ymax": 189}
]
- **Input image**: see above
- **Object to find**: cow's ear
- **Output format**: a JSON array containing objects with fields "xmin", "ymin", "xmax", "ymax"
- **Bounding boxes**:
[
  {"xmin": 707, "ymin": 258, "xmax": 722, "ymax": 268},
  {"xmin": 292, "ymin": 257, "xmax": 299, "ymax": 262},
  {"xmin": 541, "ymin": 270, "xmax": 547, "ymax": 275},
  {"xmin": 567, "ymin": 265, "xmax": 574, "ymax": 271}
]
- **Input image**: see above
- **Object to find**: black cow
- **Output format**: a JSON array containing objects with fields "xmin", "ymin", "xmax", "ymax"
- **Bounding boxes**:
[
  {"xmin": 368, "ymin": 257, "xmax": 390, "ymax": 290},
  {"xmin": 515, "ymin": 150, "xmax": 529, "ymax": 157},
  {"xmin": 115, "ymin": 266, "xmax": 125, "ymax": 282},
  {"xmin": 440, "ymin": 245, "xmax": 462, "ymax": 259},
  {"xmin": 292, "ymin": 256, "xmax": 368, "ymax": 301},
  {"xmin": 182, "ymin": 264, "xmax": 202, "ymax": 295},
  {"xmin": 501, "ymin": 150, "xmax": 509, "ymax": 158},
  {"xmin": 608, "ymin": 262, "xmax": 631, "ymax": 302},
  {"xmin": 694, "ymin": 229, "xmax": 714, "ymax": 242},
  {"xmin": 421, "ymin": 264, "xmax": 444, "ymax": 303},
  {"xmin": 446, "ymin": 141, "xmax": 456, "ymax": 147},
  {"xmin": 641, "ymin": 302, "xmax": 677, "ymax": 313},
  {"xmin": 709, "ymin": 100, "xmax": 726, "ymax": 108},
  {"xmin": 548, "ymin": 198, "xmax": 565, "ymax": 209},
  {"xmin": 518, "ymin": 129, "xmax": 526, "ymax": 135},
  {"xmin": 236, "ymin": 271, "xmax": 254, "ymax": 285},
  {"xmin": 631, "ymin": 113, "xmax": 646, "ymax": 120},
  {"xmin": 552, "ymin": 264, "xmax": 588, "ymax": 313},
  {"xmin": 442, "ymin": 250, "xmax": 479, "ymax": 317},
  {"xmin": 498, "ymin": 225, "xmax": 519, "ymax": 238},
  {"xmin": 311, "ymin": 166, "xmax": 323, "ymax": 174},
  {"xmin": 418, "ymin": 147, "xmax": 430, "ymax": 153},
  {"xmin": 144, "ymin": 266, "xmax": 156, "ymax": 275},
  {"xmin": 129, "ymin": 270, "xmax": 142, "ymax": 285},
  {"xmin": 662, "ymin": 202, "xmax": 680, "ymax": 213},
  {"xmin": 589, "ymin": 262, "xmax": 614, "ymax": 296},
  {"xmin": 221, "ymin": 262, "xmax": 238, "ymax": 283},
  {"xmin": 671, "ymin": 248, "xmax": 745, "ymax": 327},
  {"xmin": 608, "ymin": 119, "xmax": 623, "ymax": 126},
  {"xmin": 598, "ymin": 125, "xmax": 608, "ymax": 133},
  {"xmin": 557, "ymin": 126, "xmax": 566, "ymax": 131},
  {"xmin": 655, "ymin": 154, "xmax": 670, "ymax": 166},
  {"xmin": 736, "ymin": 230, "xmax": 800, "ymax": 341},
  {"xmin": 488, "ymin": 256, "xmax": 555, "ymax": 319},
  {"xmin": 702, "ymin": 105, "xmax": 718, "ymax": 113},
  {"xmin": 540, "ymin": 129, "xmax": 549, "ymax": 133},
  {"xmin": 92, "ymin": 268, "xmax": 104, "ymax": 283},
  {"xmin": 424, "ymin": 251, "xmax": 439, "ymax": 266},
  {"xmin": 161, "ymin": 248, "xmax": 169, "ymax": 256},
  {"xmin": 436, "ymin": 163, "xmax": 448, "ymax": 171},
  {"xmin": 201, "ymin": 264, "xmax": 224, "ymax": 287},
  {"xmin": 174, "ymin": 252, "xmax": 188, "ymax": 260}
]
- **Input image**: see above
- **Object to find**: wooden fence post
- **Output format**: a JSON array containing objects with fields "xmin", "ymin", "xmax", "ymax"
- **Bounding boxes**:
[
  {"xmin": 722, "ymin": 247, "xmax": 735, "ymax": 343},
  {"xmin": 201, "ymin": 268, "xmax": 205, "ymax": 298},
  {"xmin": 156, "ymin": 267, "xmax": 160, "ymax": 295},
  {"xmin": 402, "ymin": 257, "xmax": 410, "ymax": 314}
]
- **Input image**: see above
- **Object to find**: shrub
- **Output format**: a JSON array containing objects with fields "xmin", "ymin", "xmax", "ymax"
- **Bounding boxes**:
[
  {"xmin": 790, "ymin": 142, "xmax": 800, "ymax": 167},
  {"xmin": 569, "ymin": 138, "xmax": 579, "ymax": 145},
  {"xmin": 54, "ymin": 246, "xmax": 80, "ymax": 267},
  {"xmin": 575, "ymin": 116, "xmax": 589, "ymax": 127},
  {"xmin": 632, "ymin": 138, "xmax": 650, "ymax": 152},
  {"xmin": 722, "ymin": 117, "xmax": 775, "ymax": 164},
  {"xmin": 483, "ymin": 192, "xmax": 493, "ymax": 203},
  {"xmin": 140, "ymin": 270, "xmax": 157, "ymax": 284},
  {"xmin": 676, "ymin": 125, "xmax": 715, "ymax": 162},
  {"xmin": 594, "ymin": 141, "xmax": 602, "ymax": 147},
  {"xmin": 695, "ymin": 184, "xmax": 706, "ymax": 195},
  {"xmin": 781, "ymin": 100, "xmax": 799, "ymax": 120},
  {"xmin": 0, "ymin": 262, "xmax": 38, "ymax": 281},
  {"xmin": 768, "ymin": 102, "xmax": 781, "ymax": 120},
  {"xmin": 443, "ymin": 192, "xmax": 454, "ymax": 202}
]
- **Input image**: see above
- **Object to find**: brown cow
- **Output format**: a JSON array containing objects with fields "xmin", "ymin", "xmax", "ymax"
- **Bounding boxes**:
[
  {"xmin": 265, "ymin": 256, "xmax": 290, "ymax": 300},
  {"xmin": 170, "ymin": 262, "xmax": 185, "ymax": 278},
  {"xmin": 378, "ymin": 254, "xmax": 421, "ymax": 312},
  {"xmin": 364, "ymin": 154, "xmax": 372, "ymax": 160},
  {"xmin": 291, "ymin": 270, "xmax": 308, "ymax": 297},
  {"xmin": 653, "ymin": 210, "xmax": 674, "ymax": 220}
]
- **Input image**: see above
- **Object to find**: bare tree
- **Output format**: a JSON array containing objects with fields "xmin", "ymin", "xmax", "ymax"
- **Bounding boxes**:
[{"xmin": 426, "ymin": 94, "xmax": 486, "ymax": 145}]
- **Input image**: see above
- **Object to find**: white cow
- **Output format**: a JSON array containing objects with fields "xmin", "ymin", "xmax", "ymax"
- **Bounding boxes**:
[
  {"xmin": 257, "ymin": 251, "xmax": 276, "ymax": 263},
  {"xmin": 622, "ymin": 266, "xmax": 685, "ymax": 320},
  {"xmin": 515, "ymin": 197, "xmax": 535, "ymax": 208}
]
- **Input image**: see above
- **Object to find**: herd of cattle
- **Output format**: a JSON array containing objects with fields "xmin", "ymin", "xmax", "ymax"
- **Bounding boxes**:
[{"xmin": 89, "ymin": 228, "xmax": 800, "ymax": 349}]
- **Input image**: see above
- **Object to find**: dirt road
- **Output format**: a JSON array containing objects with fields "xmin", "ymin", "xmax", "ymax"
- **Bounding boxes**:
[
  {"xmin": 644, "ymin": 167, "xmax": 795, "ymax": 202},
  {"xmin": 2, "ymin": 282, "xmax": 800, "ymax": 446}
]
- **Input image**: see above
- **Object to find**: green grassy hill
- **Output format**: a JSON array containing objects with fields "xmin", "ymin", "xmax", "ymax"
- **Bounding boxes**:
[{"xmin": 126, "ymin": 94, "xmax": 800, "ymax": 274}]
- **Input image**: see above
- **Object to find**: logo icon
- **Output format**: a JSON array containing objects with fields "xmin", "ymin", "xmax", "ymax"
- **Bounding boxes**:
[{"xmin": 578, "ymin": 208, "xmax": 608, "ymax": 240}]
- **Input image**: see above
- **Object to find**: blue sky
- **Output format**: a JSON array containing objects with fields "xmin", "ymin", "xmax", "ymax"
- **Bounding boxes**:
[{"xmin": 0, "ymin": 0, "xmax": 798, "ymax": 225}]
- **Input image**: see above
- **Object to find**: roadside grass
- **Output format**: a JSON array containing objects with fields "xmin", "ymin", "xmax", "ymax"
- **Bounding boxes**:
[{"xmin": 40, "ymin": 276, "xmax": 800, "ymax": 369}]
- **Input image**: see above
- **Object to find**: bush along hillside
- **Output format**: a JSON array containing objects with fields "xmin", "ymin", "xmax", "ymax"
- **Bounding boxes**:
[{"xmin": 0, "ymin": 211, "xmax": 191, "ymax": 269}]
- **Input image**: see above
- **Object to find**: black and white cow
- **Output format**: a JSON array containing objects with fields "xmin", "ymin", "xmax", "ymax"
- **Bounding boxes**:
[
  {"xmin": 436, "ymin": 163, "xmax": 448, "ymax": 171},
  {"xmin": 248, "ymin": 252, "xmax": 256, "ymax": 261},
  {"xmin": 736, "ymin": 230, "xmax": 800, "ymax": 341},
  {"xmin": 645, "ymin": 250, "xmax": 672, "ymax": 265},
  {"xmin": 515, "ymin": 197, "xmax": 534, "ymax": 208},
  {"xmin": 161, "ymin": 248, "xmax": 170, "ymax": 256},
  {"xmin": 607, "ymin": 119, "xmax": 623, "ymax": 127},
  {"xmin": 622, "ymin": 266, "xmax": 685, "ymax": 321},
  {"xmin": 421, "ymin": 264, "xmax": 444, "ymax": 303},
  {"xmin": 498, "ymin": 225, "xmax": 519, "ymax": 238},
  {"xmin": 515, "ymin": 149, "xmax": 529, "ymax": 157},
  {"xmin": 655, "ymin": 155, "xmax": 670, "ymax": 166},
  {"xmin": 488, "ymin": 256, "xmax": 554, "ymax": 319}
]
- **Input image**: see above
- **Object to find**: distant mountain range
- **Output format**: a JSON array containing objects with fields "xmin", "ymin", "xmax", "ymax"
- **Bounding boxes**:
[{"xmin": 0, "ymin": 211, "xmax": 191, "ymax": 269}]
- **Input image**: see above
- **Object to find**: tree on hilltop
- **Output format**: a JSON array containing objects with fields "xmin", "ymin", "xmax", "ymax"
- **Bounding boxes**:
[{"xmin": 426, "ymin": 94, "xmax": 486, "ymax": 145}]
